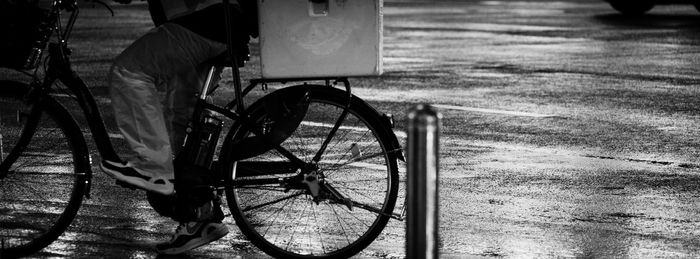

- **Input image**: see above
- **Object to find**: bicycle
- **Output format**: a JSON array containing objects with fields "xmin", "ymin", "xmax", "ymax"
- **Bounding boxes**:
[{"xmin": 0, "ymin": 0, "xmax": 405, "ymax": 258}]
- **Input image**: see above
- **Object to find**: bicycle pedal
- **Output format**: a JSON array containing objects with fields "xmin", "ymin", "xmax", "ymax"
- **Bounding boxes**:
[{"xmin": 115, "ymin": 180, "xmax": 139, "ymax": 190}]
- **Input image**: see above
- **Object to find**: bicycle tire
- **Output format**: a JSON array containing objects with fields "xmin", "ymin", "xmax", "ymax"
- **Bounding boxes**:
[
  {"xmin": 0, "ymin": 81, "xmax": 89, "ymax": 258},
  {"xmin": 223, "ymin": 85, "xmax": 399, "ymax": 259}
]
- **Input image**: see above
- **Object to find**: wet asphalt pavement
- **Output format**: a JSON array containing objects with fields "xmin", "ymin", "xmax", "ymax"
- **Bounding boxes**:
[{"xmin": 19, "ymin": 0, "xmax": 700, "ymax": 258}]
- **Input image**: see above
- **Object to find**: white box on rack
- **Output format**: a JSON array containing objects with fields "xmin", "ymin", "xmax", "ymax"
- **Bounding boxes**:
[{"xmin": 257, "ymin": 0, "xmax": 383, "ymax": 79}]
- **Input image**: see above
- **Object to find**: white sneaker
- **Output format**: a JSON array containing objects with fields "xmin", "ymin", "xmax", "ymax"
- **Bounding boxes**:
[
  {"xmin": 100, "ymin": 160, "xmax": 174, "ymax": 196},
  {"xmin": 155, "ymin": 221, "xmax": 229, "ymax": 255}
]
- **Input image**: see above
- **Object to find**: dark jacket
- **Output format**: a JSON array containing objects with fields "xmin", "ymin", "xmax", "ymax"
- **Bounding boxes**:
[{"xmin": 146, "ymin": 0, "xmax": 258, "ymax": 43}]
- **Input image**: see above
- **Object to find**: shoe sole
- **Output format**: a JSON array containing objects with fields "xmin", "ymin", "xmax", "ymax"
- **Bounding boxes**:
[
  {"xmin": 100, "ymin": 161, "xmax": 174, "ymax": 196},
  {"xmin": 158, "ymin": 223, "xmax": 229, "ymax": 255}
]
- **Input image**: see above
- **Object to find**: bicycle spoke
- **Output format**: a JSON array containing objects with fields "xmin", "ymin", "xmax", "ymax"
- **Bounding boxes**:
[
  {"xmin": 350, "ymin": 201, "xmax": 394, "ymax": 218},
  {"xmin": 320, "ymin": 150, "xmax": 388, "ymax": 172},
  {"xmin": 235, "ymin": 185, "xmax": 285, "ymax": 191},
  {"xmin": 326, "ymin": 204, "xmax": 351, "ymax": 244},
  {"xmin": 226, "ymin": 86, "xmax": 399, "ymax": 258},
  {"xmin": 261, "ymin": 192, "xmax": 300, "ymax": 239},
  {"xmin": 284, "ymin": 197, "xmax": 307, "ymax": 250},
  {"xmin": 241, "ymin": 191, "xmax": 304, "ymax": 212}
]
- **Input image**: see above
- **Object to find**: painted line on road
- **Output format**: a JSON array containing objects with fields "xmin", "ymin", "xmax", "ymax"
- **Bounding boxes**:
[
  {"xmin": 432, "ymin": 104, "xmax": 556, "ymax": 118},
  {"xmin": 107, "ymin": 123, "xmax": 409, "ymax": 140},
  {"xmin": 336, "ymin": 160, "xmax": 407, "ymax": 174},
  {"xmin": 104, "ymin": 104, "xmax": 548, "ymax": 144},
  {"xmin": 302, "ymin": 121, "xmax": 408, "ymax": 139},
  {"xmin": 584, "ymin": 154, "xmax": 700, "ymax": 169},
  {"xmin": 107, "ymin": 123, "xmax": 408, "ymax": 173}
]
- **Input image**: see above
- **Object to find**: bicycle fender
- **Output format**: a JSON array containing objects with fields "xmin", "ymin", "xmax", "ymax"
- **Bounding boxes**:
[
  {"xmin": 351, "ymin": 93, "xmax": 406, "ymax": 162},
  {"xmin": 226, "ymin": 86, "xmax": 311, "ymax": 161},
  {"xmin": 220, "ymin": 84, "xmax": 405, "ymax": 168},
  {"xmin": 265, "ymin": 85, "xmax": 406, "ymax": 162},
  {"xmin": 380, "ymin": 112, "xmax": 406, "ymax": 162}
]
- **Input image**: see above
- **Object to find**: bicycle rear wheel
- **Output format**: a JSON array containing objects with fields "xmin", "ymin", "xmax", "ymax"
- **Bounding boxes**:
[
  {"xmin": 223, "ymin": 85, "xmax": 399, "ymax": 259},
  {"xmin": 0, "ymin": 82, "xmax": 88, "ymax": 258}
]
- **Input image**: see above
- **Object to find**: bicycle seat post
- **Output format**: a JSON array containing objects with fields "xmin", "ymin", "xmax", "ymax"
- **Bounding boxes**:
[{"xmin": 222, "ymin": 0, "xmax": 245, "ymax": 114}]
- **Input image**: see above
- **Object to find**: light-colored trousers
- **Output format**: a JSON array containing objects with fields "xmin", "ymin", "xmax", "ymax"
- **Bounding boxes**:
[{"xmin": 109, "ymin": 23, "xmax": 226, "ymax": 179}]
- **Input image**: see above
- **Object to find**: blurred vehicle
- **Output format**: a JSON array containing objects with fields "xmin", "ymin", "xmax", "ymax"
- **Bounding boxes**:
[{"xmin": 604, "ymin": 0, "xmax": 700, "ymax": 15}]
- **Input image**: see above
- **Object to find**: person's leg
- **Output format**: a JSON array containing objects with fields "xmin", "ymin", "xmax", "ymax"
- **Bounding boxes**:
[
  {"xmin": 103, "ymin": 61, "xmax": 176, "ymax": 195},
  {"xmin": 144, "ymin": 24, "xmax": 229, "ymax": 255},
  {"xmin": 103, "ymin": 22, "xmax": 229, "ymax": 254},
  {"xmin": 157, "ymin": 55, "xmax": 229, "ymax": 256},
  {"xmin": 101, "ymin": 23, "xmax": 225, "ymax": 195},
  {"xmin": 163, "ymin": 64, "xmax": 223, "ymax": 156}
]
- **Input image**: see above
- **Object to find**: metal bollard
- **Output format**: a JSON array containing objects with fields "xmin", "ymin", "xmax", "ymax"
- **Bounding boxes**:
[{"xmin": 406, "ymin": 104, "xmax": 440, "ymax": 259}]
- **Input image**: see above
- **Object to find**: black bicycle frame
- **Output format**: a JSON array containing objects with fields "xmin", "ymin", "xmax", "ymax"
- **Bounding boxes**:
[
  {"xmin": 26, "ymin": 41, "xmax": 355, "ymax": 180},
  {"xmin": 2, "ymin": 0, "xmax": 362, "ymax": 186},
  {"xmin": 49, "ymin": 46, "xmax": 122, "ymax": 163},
  {"xmin": 192, "ymin": 72, "xmax": 353, "ymax": 172}
]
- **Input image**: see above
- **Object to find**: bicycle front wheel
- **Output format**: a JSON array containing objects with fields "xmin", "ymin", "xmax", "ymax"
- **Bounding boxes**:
[
  {"xmin": 0, "ymin": 82, "xmax": 88, "ymax": 258},
  {"xmin": 224, "ymin": 85, "xmax": 400, "ymax": 259}
]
